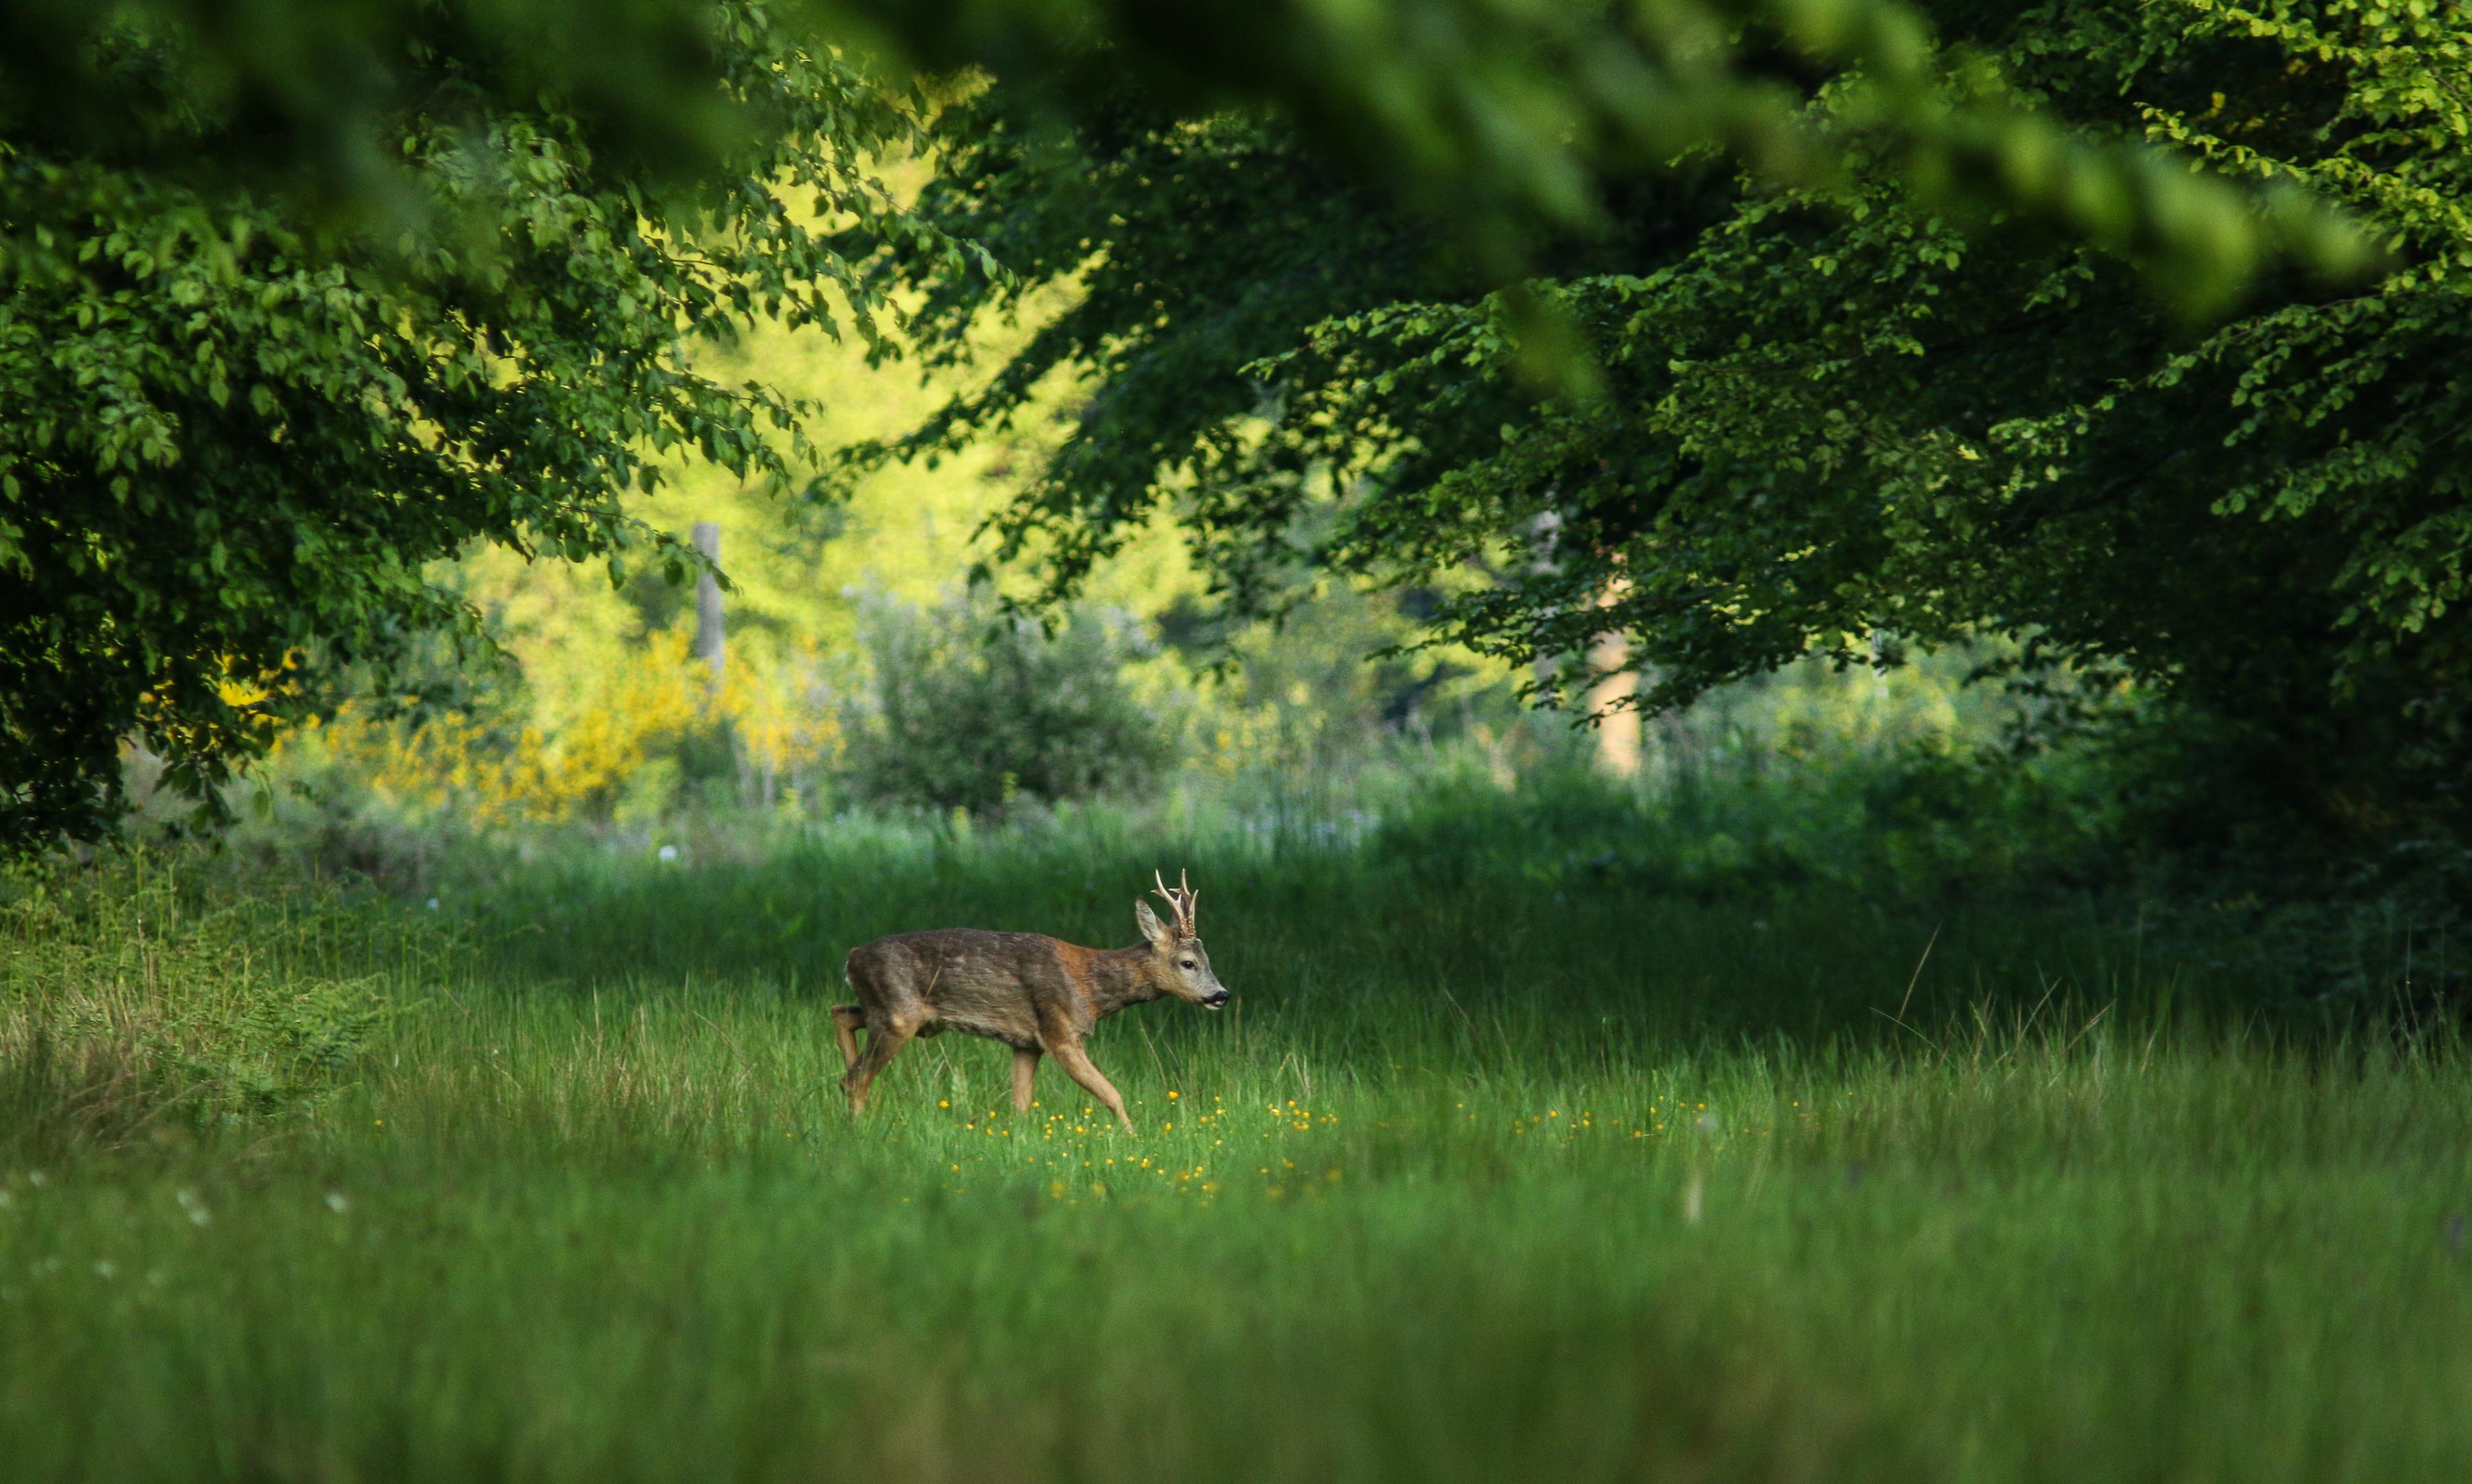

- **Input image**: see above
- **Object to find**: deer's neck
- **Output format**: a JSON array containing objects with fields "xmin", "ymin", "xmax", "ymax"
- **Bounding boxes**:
[{"xmin": 1084, "ymin": 944, "xmax": 1163, "ymax": 1020}]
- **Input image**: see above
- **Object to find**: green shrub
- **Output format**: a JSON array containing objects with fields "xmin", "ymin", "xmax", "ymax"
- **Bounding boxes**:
[{"xmin": 843, "ymin": 592, "xmax": 1171, "ymax": 814}]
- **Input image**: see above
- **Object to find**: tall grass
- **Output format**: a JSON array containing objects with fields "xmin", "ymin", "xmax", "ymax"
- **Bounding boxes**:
[
  {"xmin": 0, "ymin": 857, "xmax": 433, "ymax": 1151},
  {"xmin": 3, "ymin": 793, "xmax": 2467, "ymax": 1482}
]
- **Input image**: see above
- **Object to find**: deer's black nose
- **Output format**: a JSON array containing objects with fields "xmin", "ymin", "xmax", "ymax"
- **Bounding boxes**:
[{"xmin": 1204, "ymin": 990, "xmax": 1231, "ymax": 1009}]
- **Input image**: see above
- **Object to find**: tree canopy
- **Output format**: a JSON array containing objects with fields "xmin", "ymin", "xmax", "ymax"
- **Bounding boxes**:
[
  {"xmin": 0, "ymin": 4, "xmax": 943, "ymax": 846},
  {"xmin": 0, "ymin": 0, "xmax": 2432, "ymax": 853},
  {"xmin": 3, "ymin": 0, "xmax": 2369, "ymax": 292},
  {"xmin": 864, "ymin": 0, "xmax": 2472, "ymax": 853}
]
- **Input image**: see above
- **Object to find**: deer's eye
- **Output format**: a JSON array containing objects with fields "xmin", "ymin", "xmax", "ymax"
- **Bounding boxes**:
[{"xmin": 1179, "ymin": 959, "xmax": 1195, "ymax": 970}]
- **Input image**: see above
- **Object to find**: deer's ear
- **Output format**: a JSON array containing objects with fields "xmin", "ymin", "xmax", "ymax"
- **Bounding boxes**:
[{"xmin": 1134, "ymin": 899, "xmax": 1172, "ymax": 947}]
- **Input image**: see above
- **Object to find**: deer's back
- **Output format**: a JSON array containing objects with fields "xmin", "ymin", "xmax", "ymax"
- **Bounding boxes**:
[{"xmin": 845, "ymin": 928, "xmax": 1082, "ymax": 1049}]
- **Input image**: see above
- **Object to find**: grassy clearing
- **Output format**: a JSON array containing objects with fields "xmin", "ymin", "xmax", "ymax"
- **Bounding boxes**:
[{"xmin": 3, "ymin": 812, "xmax": 2469, "ymax": 1483}]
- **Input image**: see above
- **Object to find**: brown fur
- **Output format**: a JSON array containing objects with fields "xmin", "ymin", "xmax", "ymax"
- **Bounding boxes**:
[{"xmin": 833, "ymin": 885, "xmax": 1228, "ymax": 1133}]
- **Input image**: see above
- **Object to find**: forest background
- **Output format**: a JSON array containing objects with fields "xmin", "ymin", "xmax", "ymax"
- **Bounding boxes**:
[{"xmin": 8, "ymin": 0, "xmax": 2460, "ymax": 941}]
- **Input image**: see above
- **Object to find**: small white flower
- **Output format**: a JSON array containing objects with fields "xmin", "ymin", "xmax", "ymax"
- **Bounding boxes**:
[
  {"xmin": 427, "ymin": 897, "xmax": 440, "ymax": 910},
  {"xmin": 324, "ymin": 1192, "xmax": 349, "ymax": 1214},
  {"xmin": 658, "ymin": 844, "xmax": 679, "ymax": 863}
]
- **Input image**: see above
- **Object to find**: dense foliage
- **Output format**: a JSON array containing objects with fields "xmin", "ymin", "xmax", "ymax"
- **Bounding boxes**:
[
  {"xmin": 868, "ymin": 0, "xmax": 2471, "ymax": 858},
  {"xmin": 0, "ymin": 6, "xmax": 943, "ymax": 847},
  {"xmin": 5, "ymin": 1, "xmax": 2363, "ymax": 294},
  {"xmin": 1, "ymin": 0, "xmax": 2426, "ymax": 859},
  {"xmin": 2, "ymin": 0, "xmax": 2390, "ymax": 855}
]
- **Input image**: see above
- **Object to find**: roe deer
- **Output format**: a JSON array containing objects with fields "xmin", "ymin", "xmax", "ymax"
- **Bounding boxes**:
[{"xmin": 832, "ymin": 871, "xmax": 1228, "ymax": 1133}]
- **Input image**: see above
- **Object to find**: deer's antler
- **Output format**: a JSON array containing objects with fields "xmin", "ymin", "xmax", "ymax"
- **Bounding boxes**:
[{"xmin": 1151, "ymin": 868, "xmax": 1200, "ymax": 940}]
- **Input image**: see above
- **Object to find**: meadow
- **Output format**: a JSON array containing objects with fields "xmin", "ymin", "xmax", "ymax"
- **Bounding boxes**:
[{"xmin": 5, "ymin": 787, "xmax": 2471, "ymax": 1484}]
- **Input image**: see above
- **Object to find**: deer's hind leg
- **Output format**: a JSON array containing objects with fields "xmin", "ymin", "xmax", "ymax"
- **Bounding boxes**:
[
  {"xmin": 831, "ymin": 1006, "xmax": 865, "ymax": 1071},
  {"xmin": 840, "ymin": 948, "xmax": 930, "ymax": 1116},
  {"xmin": 842, "ymin": 1011, "xmax": 921, "ymax": 1115}
]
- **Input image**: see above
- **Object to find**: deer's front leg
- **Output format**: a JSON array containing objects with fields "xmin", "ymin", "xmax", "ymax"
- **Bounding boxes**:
[
  {"xmin": 1011, "ymin": 1046, "xmax": 1040, "ymax": 1114},
  {"xmin": 1046, "ymin": 1039, "xmax": 1134, "ymax": 1134}
]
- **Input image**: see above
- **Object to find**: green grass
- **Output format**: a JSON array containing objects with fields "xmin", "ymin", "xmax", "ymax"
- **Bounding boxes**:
[{"xmin": 4, "ymin": 813, "xmax": 2470, "ymax": 1483}]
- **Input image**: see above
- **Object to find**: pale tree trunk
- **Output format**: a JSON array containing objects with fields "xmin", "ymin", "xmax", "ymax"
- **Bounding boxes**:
[
  {"xmin": 691, "ymin": 521, "xmax": 726, "ymax": 680},
  {"xmin": 1527, "ymin": 510, "xmax": 1563, "ymax": 700},
  {"xmin": 690, "ymin": 519, "xmax": 752, "ymax": 804},
  {"xmin": 1586, "ymin": 575, "xmax": 1641, "ymax": 778},
  {"xmin": 1527, "ymin": 510, "xmax": 1642, "ymax": 776},
  {"xmin": 1588, "ymin": 629, "xmax": 1641, "ymax": 778}
]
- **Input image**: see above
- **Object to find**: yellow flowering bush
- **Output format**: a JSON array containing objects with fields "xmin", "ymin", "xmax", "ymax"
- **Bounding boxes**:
[
  {"xmin": 712, "ymin": 636, "xmax": 843, "ymax": 802},
  {"xmin": 277, "ymin": 629, "xmax": 844, "ymax": 829}
]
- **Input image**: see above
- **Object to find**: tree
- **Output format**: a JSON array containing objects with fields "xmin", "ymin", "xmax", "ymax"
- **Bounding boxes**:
[
  {"xmin": 0, "ymin": 5, "xmax": 947, "ymax": 846},
  {"xmin": 862, "ymin": 0, "xmax": 2472, "ymax": 855}
]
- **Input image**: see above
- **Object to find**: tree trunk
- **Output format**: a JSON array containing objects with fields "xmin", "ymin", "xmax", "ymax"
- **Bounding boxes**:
[
  {"xmin": 1588, "ymin": 629, "xmax": 1641, "ymax": 778},
  {"xmin": 691, "ymin": 521, "xmax": 726, "ymax": 680}
]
